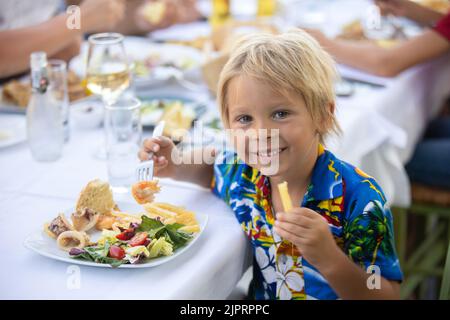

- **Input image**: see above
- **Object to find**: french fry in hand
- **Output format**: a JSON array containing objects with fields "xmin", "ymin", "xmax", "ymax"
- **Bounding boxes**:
[
  {"xmin": 278, "ymin": 181, "xmax": 293, "ymax": 212},
  {"xmin": 277, "ymin": 182, "xmax": 299, "ymax": 255}
]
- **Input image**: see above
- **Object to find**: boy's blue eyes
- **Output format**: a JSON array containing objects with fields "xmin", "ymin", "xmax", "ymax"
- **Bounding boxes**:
[
  {"xmin": 272, "ymin": 111, "xmax": 289, "ymax": 120},
  {"xmin": 235, "ymin": 111, "xmax": 290, "ymax": 124},
  {"xmin": 237, "ymin": 115, "xmax": 252, "ymax": 124}
]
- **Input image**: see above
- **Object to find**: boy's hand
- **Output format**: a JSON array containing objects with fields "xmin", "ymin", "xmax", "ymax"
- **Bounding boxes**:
[
  {"xmin": 138, "ymin": 136, "xmax": 179, "ymax": 178},
  {"xmin": 274, "ymin": 208, "xmax": 340, "ymax": 270}
]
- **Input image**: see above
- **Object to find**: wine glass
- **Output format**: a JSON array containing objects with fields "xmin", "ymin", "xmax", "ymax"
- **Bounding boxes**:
[{"xmin": 85, "ymin": 33, "xmax": 131, "ymax": 159}]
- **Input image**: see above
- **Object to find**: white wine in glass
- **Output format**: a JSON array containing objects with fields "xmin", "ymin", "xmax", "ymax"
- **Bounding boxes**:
[
  {"xmin": 86, "ymin": 33, "xmax": 131, "ymax": 160},
  {"xmin": 86, "ymin": 66, "xmax": 130, "ymax": 105},
  {"xmin": 86, "ymin": 33, "xmax": 130, "ymax": 105}
]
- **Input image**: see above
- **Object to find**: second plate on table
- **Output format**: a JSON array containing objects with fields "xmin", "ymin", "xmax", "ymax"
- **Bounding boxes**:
[
  {"xmin": 139, "ymin": 93, "xmax": 208, "ymax": 132},
  {"xmin": 70, "ymin": 37, "xmax": 205, "ymax": 89}
]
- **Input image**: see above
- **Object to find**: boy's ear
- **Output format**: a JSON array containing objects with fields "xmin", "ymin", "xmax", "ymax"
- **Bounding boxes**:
[
  {"xmin": 316, "ymin": 102, "xmax": 335, "ymax": 138},
  {"xmin": 329, "ymin": 102, "xmax": 335, "ymax": 114}
]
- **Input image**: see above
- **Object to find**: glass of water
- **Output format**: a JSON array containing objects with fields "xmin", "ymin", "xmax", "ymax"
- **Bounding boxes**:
[{"xmin": 104, "ymin": 97, "xmax": 142, "ymax": 194}]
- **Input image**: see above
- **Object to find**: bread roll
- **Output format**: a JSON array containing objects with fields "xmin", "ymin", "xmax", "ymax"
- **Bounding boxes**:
[{"xmin": 76, "ymin": 180, "xmax": 115, "ymax": 216}]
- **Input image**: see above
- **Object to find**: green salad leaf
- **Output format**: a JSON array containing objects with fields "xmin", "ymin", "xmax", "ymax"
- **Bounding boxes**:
[
  {"xmin": 138, "ymin": 216, "xmax": 193, "ymax": 249},
  {"xmin": 137, "ymin": 215, "xmax": 166, "ymax": 237},
  {"xmin": 71, "ymin": 241, "xmax": 124, "ymax": 268}
]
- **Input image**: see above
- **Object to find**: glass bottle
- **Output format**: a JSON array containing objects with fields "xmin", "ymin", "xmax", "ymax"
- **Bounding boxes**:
[{"xmin": 26, "ymin": 52, "xmax": 64, "ymax": 162}]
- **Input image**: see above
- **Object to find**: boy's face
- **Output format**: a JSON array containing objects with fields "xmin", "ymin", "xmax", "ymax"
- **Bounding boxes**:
[{"xmin": 226, "ymin": 75, "xmax": 319, "ymax": 177}]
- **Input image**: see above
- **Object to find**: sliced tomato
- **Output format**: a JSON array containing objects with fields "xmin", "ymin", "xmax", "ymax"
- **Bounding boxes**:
[
  {"xmin": 116, "ymin": 228, "xmax": 135, "ymax": 241},
  {"xmin": 129, "ymin": 232, "xmax": 148, "ymax": 247},
  {"xmin": 109, "ymin": 245, "xmax": 125, "ymax": 260}
]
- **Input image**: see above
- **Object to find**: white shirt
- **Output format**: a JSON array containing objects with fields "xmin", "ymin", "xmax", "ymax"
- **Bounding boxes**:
[{"xmin": 0, "ymin": 0, "xmax": 63, "ymax": 30}]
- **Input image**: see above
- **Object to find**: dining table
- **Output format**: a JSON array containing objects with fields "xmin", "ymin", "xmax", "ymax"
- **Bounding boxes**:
[
  {"xmin": 0, "ymin": 115, "xmax": 253, "ymax": 299},
  {"xmin": 1, "ymin": 0, "xmax": 450, "ymax": 300}
]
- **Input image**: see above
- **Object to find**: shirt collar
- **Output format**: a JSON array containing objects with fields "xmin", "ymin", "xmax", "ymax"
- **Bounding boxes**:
[
  {"xmin": 237, "ymin": 144, "xmax": 343, "ymax": 202},
  {"xmin": 304, "ymin": 144, "xmax": 343, "ymax": 202}
]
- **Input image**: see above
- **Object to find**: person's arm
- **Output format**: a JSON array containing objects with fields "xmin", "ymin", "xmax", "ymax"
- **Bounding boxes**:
[
  {"xmin": 319, "ymin": 246, "xmax": 401, "ymax": 299},
  {"xmin": 115, "ymin": 0, "xmax": 177, "ymax": 36},
  {"xmin": 50, "ymin": 35, "xmax": 83, "ymax": 63},
  {"xmin": 173, "ymin": 148, "xmax": 216, "ymax": 188},
  {"xmin": 305, "ymin": 28, "xmax": 450, "ymax": 77},
  {"xmin": 376, "ymin": 0, "xmax": 444, "ymax": 26},
  {"xmin": 0, "ymin": 0, "xmax": 125, "ymax": 78},
  {"xmin": 0, "ymin": 14, "xmax": 81, "ymax": 78},
  {"xmin": 68, "ymin": 0, "xmax": 155, "ymax": 35},
  {"xmin": 139, "ymin": 136, "xmax": 215, "ymax": 188},
  {"xmin": 116, "ymin": 0, "xmax": 202, "ymax": 36}
]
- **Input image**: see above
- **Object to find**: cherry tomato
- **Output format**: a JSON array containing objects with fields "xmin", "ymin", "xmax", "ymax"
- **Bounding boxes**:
[
  {"xmin": 109, "ymin": 245, "xmax": 125, "ymax": 260},
  {"xmin": 129, "ymin": 232, "xmax": 148, "ymax": 247},
  {"xmin": 116, "ymin": 228, "xmax": 135, "ymax": 241}
]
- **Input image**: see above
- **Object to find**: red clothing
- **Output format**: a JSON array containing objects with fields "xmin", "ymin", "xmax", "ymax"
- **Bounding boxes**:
[{"xmin": 434, "ymin": 12, "xmax": 450, "ymax": 41}]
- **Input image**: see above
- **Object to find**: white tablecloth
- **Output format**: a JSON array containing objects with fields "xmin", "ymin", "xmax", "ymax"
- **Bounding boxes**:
[
  {"xmin": 0, "ymin": 126, "xmax": 252, "ymax": 299},
  {"xmin": 328, "ymin": 53, "xmax": 450, "ymax": 207}
]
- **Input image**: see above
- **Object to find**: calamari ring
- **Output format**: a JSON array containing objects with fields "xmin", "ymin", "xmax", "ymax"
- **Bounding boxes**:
[{"xmin": 57, "ymin": 231, "xmax": 90, "ymax": 252}]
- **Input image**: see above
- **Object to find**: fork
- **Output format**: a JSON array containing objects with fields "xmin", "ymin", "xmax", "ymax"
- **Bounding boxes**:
[{"xmin": 136, "ymin": 121, "xmax": 165, "ymax": 182}]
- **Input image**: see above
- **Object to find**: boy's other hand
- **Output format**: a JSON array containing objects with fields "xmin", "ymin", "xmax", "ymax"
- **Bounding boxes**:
[
  {"xmin": 274, "ymin": 207, "xmax": 340, "ymax": 270},
  {"xmin": 139, "ymin": 136, "xmax": 179, "ymax": 178}
]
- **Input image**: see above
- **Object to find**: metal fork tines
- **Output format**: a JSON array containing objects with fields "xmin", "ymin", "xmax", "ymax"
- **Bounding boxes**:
[{"xmin": 136, "ymin": 121, "xmax": 165, "ymax": 182}]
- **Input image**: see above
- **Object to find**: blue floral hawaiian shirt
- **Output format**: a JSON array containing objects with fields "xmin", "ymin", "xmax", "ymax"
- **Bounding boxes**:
[{"xmin": 211, "ymin": 144, "xmax": 403, "ymax": 300}]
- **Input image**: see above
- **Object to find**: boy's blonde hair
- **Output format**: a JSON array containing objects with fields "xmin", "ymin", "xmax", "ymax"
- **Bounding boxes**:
[{"xmin": 217, "ymin": 29, "xmax": 340, "ymax": 142}]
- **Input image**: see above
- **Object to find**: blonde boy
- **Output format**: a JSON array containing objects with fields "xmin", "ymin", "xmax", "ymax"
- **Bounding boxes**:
[{"xmin": 139, "ymin": 29, "xmax": 402, "ymax": 300}]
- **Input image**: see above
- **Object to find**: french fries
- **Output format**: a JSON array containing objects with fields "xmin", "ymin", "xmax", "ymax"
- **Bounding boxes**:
[
  {"xmin": 143, "ymin": 202, "xmax": 200, "ymax": 233},
  {"xmin": 111, "ymin": 211, "xmax": 142, "ymax": 222},
  {"xmin": 277, "ymin": 181, "xmax": 293, "ymax": 212}
]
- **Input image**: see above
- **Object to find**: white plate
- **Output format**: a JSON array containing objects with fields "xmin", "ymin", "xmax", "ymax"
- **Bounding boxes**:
[
  {"xmin": 139, "ymin": 93, "xmax": 207, "ymax": 128},
  {"xmin": 69, "ymin": 37, "xmax": 205, "ymax": 88},
  {"xmin": 24, "ymin": 201, "xmax": 208, "ymax": 268},
  {"xmin": 0, "ymin": 114, "xmax": 26, "ymax": 149}
]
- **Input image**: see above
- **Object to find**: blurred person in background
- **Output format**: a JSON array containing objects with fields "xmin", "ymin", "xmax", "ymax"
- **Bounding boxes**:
[
  {"xmin": 66, "ymin": 0, "xmax": 201, "ymax": 36},
  {"xmin": 304, "ymin": 0, "xmax": 450, "ymax": 191},
  {"xmin": 0, "ymin": 0, "xmax": 126, "ymax": 80},
  {"xmin": 0, "ymin": 0, "xmax": 201, "ymax": 80},
  {"xmin": 304, "ymin": 0, "xmax": 449, "ymax": 77}
]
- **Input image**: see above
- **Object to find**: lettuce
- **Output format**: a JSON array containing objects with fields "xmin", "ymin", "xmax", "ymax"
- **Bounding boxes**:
[
  {"xmin": 70, "ymin": 242, "xmax": 124, "ymax": 268},
  {"xmin": 125, "ymin": 245, "xmax": 150, "ymax": 258},
  {"xmin": 148, "ymin": 237, "xmax": 173, "ymax": 258},
  {"xmin": 137, "ymin": 216, "xmax": 193, "ymax": 250},
  {"xmin": 97, "ymin": 230, "xmax": 120, "ymax": 246}
]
